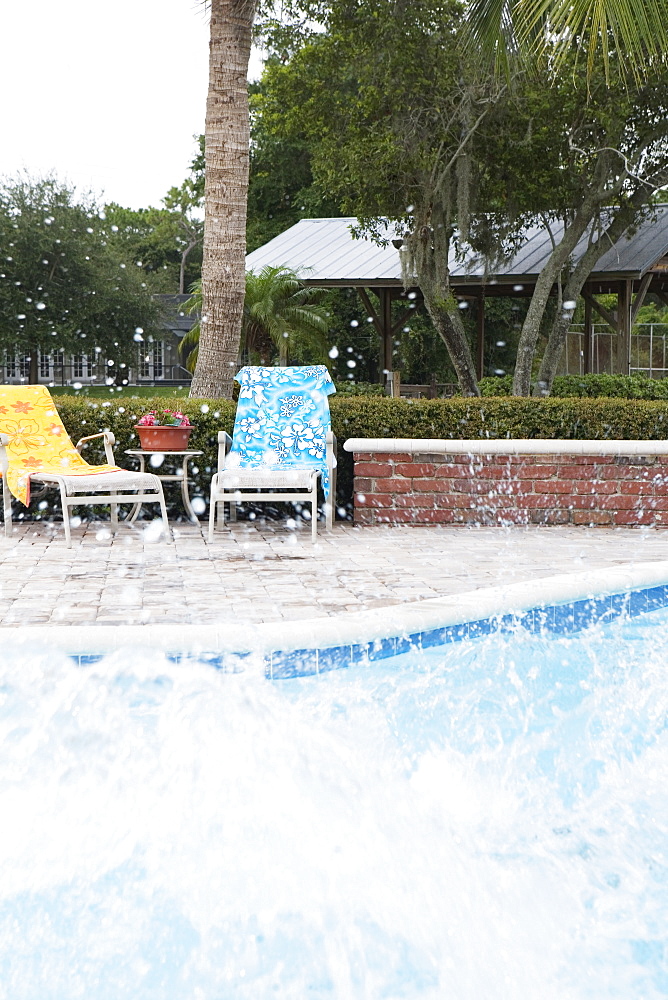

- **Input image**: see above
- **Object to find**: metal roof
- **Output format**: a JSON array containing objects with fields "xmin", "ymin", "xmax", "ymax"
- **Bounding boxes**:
[{"xmin": 245, "ymin": 207, "xmax": 668, "ymax": 288}]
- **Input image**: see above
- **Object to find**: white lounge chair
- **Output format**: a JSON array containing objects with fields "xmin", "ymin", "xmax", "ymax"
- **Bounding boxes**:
[
  {"xmin": 1, "ymin": 385, "xmax": 169, "ymax": 547},
  {"xmin": 208, "ymin": 365, "xmax": 337, "ymax": 542}
]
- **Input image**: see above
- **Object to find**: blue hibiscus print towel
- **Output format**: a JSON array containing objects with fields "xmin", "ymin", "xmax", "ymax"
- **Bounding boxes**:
[{"xmin": 228, "ymin": 366, "xmax": 336, "ymax": 497}]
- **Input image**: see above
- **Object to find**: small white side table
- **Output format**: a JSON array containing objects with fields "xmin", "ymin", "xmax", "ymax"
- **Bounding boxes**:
[{"xmin": 125, "ymin": 449, "xmax": 204, "ymax": 522}]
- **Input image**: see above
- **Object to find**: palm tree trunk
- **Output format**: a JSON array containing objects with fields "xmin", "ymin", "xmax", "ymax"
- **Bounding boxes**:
[{"xmin": 189, "ymin": 0, "xmax": 257, "ymax": 399}]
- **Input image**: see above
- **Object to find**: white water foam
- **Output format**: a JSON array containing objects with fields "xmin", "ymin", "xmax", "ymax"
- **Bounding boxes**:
[{"xmin": 0, "ymin": 613, "xmax": 667, "ymax": 998}]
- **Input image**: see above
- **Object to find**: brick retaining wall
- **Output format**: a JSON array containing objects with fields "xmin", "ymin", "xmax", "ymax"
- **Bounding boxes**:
[{"xmin": 352, "ymin": 451, "xmax": 668, "ymax": 527}]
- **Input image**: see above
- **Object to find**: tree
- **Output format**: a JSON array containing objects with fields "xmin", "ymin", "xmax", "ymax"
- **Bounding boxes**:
[
  {"xmin": 255, "ymin": 1, "xmax": 668, "ymax": 396},
  {"xmin": 480, "ymin": 65, "xmax": 668, "ymax": 393},
  {"xmin": 181, "ymin": 264, "xmax": 329, "ymax": 370},
  {"xmin": 0, "ymin": 174, "xmax": 159, "ymax": 383},
  {"xmin": 104, "ymin": 140, "xmax": 205, "ymax": 294},
  {"xmin": 466, "ymin": 0, "xmax": 668, "ymax": 86},
  {"xmin": 189, "ymin": 0, "xmax": 259, "ymax": 399}
]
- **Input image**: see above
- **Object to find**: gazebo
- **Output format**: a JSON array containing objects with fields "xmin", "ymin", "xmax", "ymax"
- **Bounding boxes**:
[{"xmin": 246, "ymin": 209, "xmax": 668, "ymax": 379}]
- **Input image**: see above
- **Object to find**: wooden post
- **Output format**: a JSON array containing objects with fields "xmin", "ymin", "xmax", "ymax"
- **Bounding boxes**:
[
  {"xmin": 476, "ymin": 290, "xmax": 485, "ymax": 380},
  {"xmin": 380, "ymin": 288, "xmax": 393, "ymax": 373},
  {"xmin": 584, "ymin": 295, "xmax": 593, "ymax": 374},
  {"xmin": 618, "ymin": 280, "xmax": 632, "ymax": 375}
]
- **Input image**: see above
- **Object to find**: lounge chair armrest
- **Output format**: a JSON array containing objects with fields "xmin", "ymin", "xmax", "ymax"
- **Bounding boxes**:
[
  {"xmin": 0, "ymin": 433, "xmax": 8, "ymax": 446},
  {"xmin": 326, "ymin": 430, "xmax": 337, "ymax": 467},
  {"xmin": 217, "ymin": 430, "xmax": 233, "ymax": 471},
  {"xmin": 76, "ymin": 431, "xmax": 117, "ymax": 464},
  {"xmin": 0, "ymin": 434, "xmax": 8, "ymax": 474}
]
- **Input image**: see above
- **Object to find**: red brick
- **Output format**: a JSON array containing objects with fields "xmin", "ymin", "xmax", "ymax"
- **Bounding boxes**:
[
  {"xmin": 354, "ymin": 509, "xmax": 376, "ymax": 525},
  {"xmin": 533, "ymin": 480, "xmax": 579, "ymax": 494},
  {"xmin": 569, "ymin": 480, "xmax": 618, "ymax": 495},
  {"xmin": 394, "ymin": 463, "xmax": 436, "ymax": 477},
  {"xmin": 434, "ymin": 464, "xmax": 477, "ymax": 478},
  {"xmin": 612, "ymin": 511, "xmax": 655, "ymax": 525},
  {"xmin": 355, "ymin": 462, "xmax": 392, "ymax": 477},
  {"xmin": 365, "ymin": 495, "xmax": 395, "ymax": 508},
  {"xmin": 599, "ymin": 495, "xmax": 640, "ymax": 510},
  {"xmin": 520, "ymin": 494, "xmax": 552, "ymax": 509},
  {"xmin": 411, "ymin": 478, "xmax": 453, "ymax": 493},
  {"xmin": 530, "ymin": 509, "xmax": 570, "ymax": 525},
  {"xmin": 572, "ymin": 510, "xmax": 613, "ymax": 525},
  {"xmin": 595, "ymin": 465, "xmax": 633, "ymax": 480},
  {"xmin": 374, "ymin": 477, "xmax": 412, "ymax": 493},
  {"xmin": 643, "ymin": 496, "xmax": 668, "ymax": 510},
  {"xmin": 567, "ymin": 497, "xmax": 599, "ymax": 510},
  {"xmin": 515, "ymin": 463, "xmax": 558, "ymax": 479},
  {"xmin": 386, "ymin": 453, "xmax": 413, "ymax": 463},
  {"xmin": 353, "ymin": 477, "xmax": 373, "ymax": 493},
  {"xmin": 619, "ymin": 481, "xmax": 658, "ymax": 496}
]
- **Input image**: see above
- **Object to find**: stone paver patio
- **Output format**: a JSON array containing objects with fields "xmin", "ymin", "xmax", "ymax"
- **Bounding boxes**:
[{"xmin": 2, "ymin": 519, "xmax": 668, "ymax": 627}]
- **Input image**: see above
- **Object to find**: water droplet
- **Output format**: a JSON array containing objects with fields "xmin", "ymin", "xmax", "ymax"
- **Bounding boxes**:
[
  {"xmin": 347, "ymin": 360, "xmax": 357, "ymax": 368},
  {"xmin": 458, "ymin": 301, "xmax": 469, "ymax": 310},
  {"xmin": 563, "ymin": 300, "xmax": 577, "ymax": 311},
  {"xmin": 17, "ymin": 314, "xmax": 25, "ymax": 320},
  {"xmin": 36, "ymin": 302, "xmax": 46, "ymax": 310},
  {"xmin": 408, "ymin": 291, "xmax": 417, "ymax": 300},
  {"xmin": 149, "ymin": 453, "xmax": 165, "ymax": 468},
  {"xmin": 191, "ymin": 496, "xmax": 206, "ymax": 515},
  {"xmin": 496, "ymin": 340, "xmax": 506, "ymax": 347},
  {"xmin": 513, "ymin": 284, "xmax": 524, "ymax": 292},
  {"xmin": 200, "ymin": 404, "xmax": 209, "ymax": 413},
  {"xmin": 111, "ymin": 224, "xmax": 119, "ymax": 232},
  {"xmin": 72, "ymin": 382, "xmax": 82, "ymax": 390},
  {"xmin": 133, "ymin": 333, "xmax": 143, "ymax": 342},
  {"xmin": 350, "ymin": 320, "xmax": 359, "ymax": 328},
  {"xmin": 328, "ymin": 346, "xmax": 339, "ymax": 359}
]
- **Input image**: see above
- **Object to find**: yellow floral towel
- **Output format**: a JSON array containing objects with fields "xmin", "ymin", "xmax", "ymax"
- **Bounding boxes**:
[{"xmin": 0, "ymin": 385, "xmax": 119, "ymax": 506}]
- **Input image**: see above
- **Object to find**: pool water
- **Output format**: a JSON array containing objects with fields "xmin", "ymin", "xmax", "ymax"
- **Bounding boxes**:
[{"xmin": 1, "ymin": 608, "xmax": 667, "ymax": 999}]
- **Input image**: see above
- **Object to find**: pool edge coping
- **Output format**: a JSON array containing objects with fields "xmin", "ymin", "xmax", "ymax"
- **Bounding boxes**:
[{"xmin": 5, "ymin": 559, "xmax": 668, "ymax": 671}]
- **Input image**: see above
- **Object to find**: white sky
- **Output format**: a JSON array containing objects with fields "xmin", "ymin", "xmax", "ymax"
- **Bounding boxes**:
[{"xmin": 0, "ymin": 0, "xmax": 264, "ymax": 211}]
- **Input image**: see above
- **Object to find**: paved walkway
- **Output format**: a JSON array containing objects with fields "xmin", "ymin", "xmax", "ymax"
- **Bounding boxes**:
[{"xmin": 2, "ymin": 519, "xmax": 668, "ymax": 627}]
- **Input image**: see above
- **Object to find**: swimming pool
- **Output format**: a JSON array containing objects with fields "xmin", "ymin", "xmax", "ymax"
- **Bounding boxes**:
[{"xmin": 1, "ymin": 596, "xmax": 667, "ymax": 998}]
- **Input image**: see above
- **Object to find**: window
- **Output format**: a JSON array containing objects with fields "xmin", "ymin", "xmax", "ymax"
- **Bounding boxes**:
[
  {"xmin": 5, "ymin": 354, "xmax": 16, "ymax": 379},
  {"xmin": 73, "ymin": 355, "xmax": 85, "ymax": 379},
  {"xmin": 40, "ymin": 351, "xmax": 52, "ymax": 379},
  {"xmin": 139, "ymin": 340, "xmax": 164, "ymax": 379},
  {"xmin": 152, "ymin": 341, "xmax": 164, "ymax": 379},
  {"xmin": 19, "ymin": 356, "xmax": 30, "ymax": 378}
]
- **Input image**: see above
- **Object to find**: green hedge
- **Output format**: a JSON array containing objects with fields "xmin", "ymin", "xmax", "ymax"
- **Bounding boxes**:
[
  {"xmin": 50, "ymin": 394, "xmax": 668, "ymax": 520},
  {"xmin": 479, "ymin": 373, "xmax": 668, "ymax": 399}
]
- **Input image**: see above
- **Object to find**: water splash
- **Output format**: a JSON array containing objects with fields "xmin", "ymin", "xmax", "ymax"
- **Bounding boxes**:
[{"xmin": 0, "ymin": 611, "xmax": 667, "ymax": 998}]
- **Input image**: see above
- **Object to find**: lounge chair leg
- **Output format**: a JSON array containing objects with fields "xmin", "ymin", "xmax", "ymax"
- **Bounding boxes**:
[
  {"xmin": 60, "ymin": 485, "xmax": 72, "ymax": 548},
  {"xmin": 311, "ymin": 493, "xmax": 317, "ymax": 542},
  {"xmin": 208, "ymin": 495, "xmax": 216, "ymax": 542},
  {"xmin": 2, "ymin": 481, "xmax": 11, "ymax": 537},
  {"xmin": 157, "ymin": 487, "xmax": 171, "ymax": 541},
  {"xmin": 228, "ymin": 500, "xmax": 236, "ymax": 523},
  {"xmin": 110, "ymin": 492, "xmax": 119, "ymax": 531}
]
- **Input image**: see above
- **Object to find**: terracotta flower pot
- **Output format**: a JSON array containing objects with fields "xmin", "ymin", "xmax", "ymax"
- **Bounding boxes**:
[{"xmin": 134, "ymin": 425, "xmax": 194, "ymax": 451}]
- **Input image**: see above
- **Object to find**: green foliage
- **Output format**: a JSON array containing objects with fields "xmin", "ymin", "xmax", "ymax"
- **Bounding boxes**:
[
  {"xmin": 104, "ymin": 144, "xmax": 203, "ymax": 295},
  {"xmin": 479, "ymin": 373, "xmax": 668, "ymax": 399},
  {"xmin": 0, "ymin": 175, "xmax": 160, "ymax": 367},
  {"xmin": 332, "ymin": 381, "xmax": 385, "ymax": 395},
  {"xmin": 247, "ymin": 70, "xmax": 341, "ymax": 254},
  {"xmin": 181, "ymin": 266, "xmax": 330, "ymax": 370},
  {"xmin": 50, "ymin": 391, "xmax": 668, "ymax": 517},
  {"xmin": 328, "ymin": 394, "xmax": 668, "ymax": 440},
  {"xmin": 52, "ymin": 395, "xmax": 235, "ymax": 518}
]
